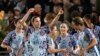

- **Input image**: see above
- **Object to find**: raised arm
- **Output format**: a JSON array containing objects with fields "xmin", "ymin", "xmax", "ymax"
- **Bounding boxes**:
[
  {"xmin": 20, "ymin": 8, "xmax": 35, "ymax": 28},
  {"xmin": 49, "ymin": 8, "xmax": 63, "ymax": 27}
]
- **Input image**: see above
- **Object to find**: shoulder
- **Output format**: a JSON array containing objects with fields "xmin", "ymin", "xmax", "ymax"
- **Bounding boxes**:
[
  {"xmin": 41, "ymin": 25, "xmax": 50, "ymax": 34},
  {"xmin": 26, "ymin": 26, "xmax": 34, "ymax": 34},
  {"xmin": 39, "ymin": 30, "xmax": 46, "ymax": 36},
  {"xmin": 95, "ymin": 25, "xmax": 100, "ymax": 29},
  {"xmin": 56, "ymin": 36, "xmax": 61, "ymax": 42},
  {"xmin": 7, "ymin": 30, "xmax": 16, "ymax": 36}
]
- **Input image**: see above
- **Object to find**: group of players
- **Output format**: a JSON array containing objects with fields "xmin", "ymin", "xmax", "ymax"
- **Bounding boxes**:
[{"xmin": 1, "ymin": 8, "xmax": 100, "ymax": 56}]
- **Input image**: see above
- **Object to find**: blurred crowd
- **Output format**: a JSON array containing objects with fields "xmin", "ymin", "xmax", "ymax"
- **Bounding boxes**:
[{"xmin": 0, "ymin": 0, "xmax": 100, "ymax": 32}]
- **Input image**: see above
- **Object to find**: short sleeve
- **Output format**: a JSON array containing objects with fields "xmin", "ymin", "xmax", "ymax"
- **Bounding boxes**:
[
  {"xmin": 56, "ymin": 36, "xmax": 61, "ymax": 44},
  {"xmin": 70, "ymin": 35, "xmax": 78, "ymax": 47},
  {"xmin": 84, "ymin": 28, "xmax": 95, "ymax": 40},
  {"xmin": 46, "ymin": 35, "xmax": 52, "ymax": 45},
  {"xmin": 25, "ymin": 26, "xmax": 34, "ymax": 35},
  {"xmin": 95, "ymin": 26, "xmax": 100, "ymax": 37},
  {"xmin": 41, "ymin": 25, "xmax": 50, "ymax": 34},
  {"xmin": 2, "ymin": 33, "xmax": 12, "ymax": 45}
]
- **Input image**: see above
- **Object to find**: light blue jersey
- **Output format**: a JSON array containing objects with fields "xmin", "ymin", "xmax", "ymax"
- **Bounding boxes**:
[
  {"xmin": 3, "ymin": 30, "xmax": 24, "ymax": 56},
  {"xmin": 56, "ymin": 34, "xmax": 77, "ymax": 56},
  {"xmin": 48, "ymin": 37, "xmax": 56, "ymax": 56},
  {"xmin": 92, "ymin": 25, "xmax": 100, "ymax": 54},
  {"xmin": 23, "ymin": 29, "xmax": 51, "ymax": 56},
  {"xmin": 74, "ymin": 28, "xmax": 99, "ymax": 56}
]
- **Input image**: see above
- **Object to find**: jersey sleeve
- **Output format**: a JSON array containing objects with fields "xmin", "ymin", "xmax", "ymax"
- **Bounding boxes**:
[
  {"xmin": 84, "ymin": 28, "xmax": 95, "ymax": 40},
  {"xmin": 2, "ymin": 32, "xmax": 12, "ymax": 45},
  {"xmin": 46, "ymin": 35, "xmax": 52, "ymax": 46},
  {"xmin": 70, "ymin": 35, "xmax": 78, "ymax": 47}
]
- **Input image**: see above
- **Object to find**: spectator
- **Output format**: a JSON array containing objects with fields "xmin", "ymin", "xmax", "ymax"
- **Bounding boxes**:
[
  {"xmin": 5, "ymin": 9, "xmax": 15, "ymax": 31},
  {"xmin": 14, "ymin": 7, "xmax": 21, "ymax": 19},
  {"xmin": 15, "ymin": 0, "xmax": 26, "ymax": 12},
  {"xmin": 32, "ymin": 4, "xmax": 46, "ymax": 26}
]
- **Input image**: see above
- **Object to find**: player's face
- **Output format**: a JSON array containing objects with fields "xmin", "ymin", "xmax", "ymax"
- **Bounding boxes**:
[
  {"xmin": 72, "ymin": 22, "xmax": 78, "ymax": 30},
  {"xmin": 32, "ymin": 17, "xmax": 41, "ymax": 28},
  {"xmin": 60, "ymin": 23, "xmax": 68, "ymax": 34},
  {"xmin": 72, "ymin": 22, "xmax": 84, "ymax": 31},
  {"xmin": 52, "ymin": 26, "xmax": 58, "ymax": 36},
  {"xmin": 15, "ymin": 21, "xmax": 23, "ymax": 30}
]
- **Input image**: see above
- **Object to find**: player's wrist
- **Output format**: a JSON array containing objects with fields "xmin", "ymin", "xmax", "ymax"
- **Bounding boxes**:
[{"xmin": 59, "ymin": 49, "xmax": 62, "ymax": 52}]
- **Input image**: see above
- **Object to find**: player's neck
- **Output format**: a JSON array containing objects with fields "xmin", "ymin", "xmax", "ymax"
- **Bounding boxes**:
[
  {"xmin": 34, "ymin": 28, "xmax": 40, "ymax": 31},
  {"xmin": 61, "ymin": 33, "xmax": 68, "ymax": 38},
  {"xmin": 15, "ymin": 28, "xmax": 21, "ymax": 33},
  {"xmin": 79, "ymin": 26, "xmax": 84, "ymax": 32}
]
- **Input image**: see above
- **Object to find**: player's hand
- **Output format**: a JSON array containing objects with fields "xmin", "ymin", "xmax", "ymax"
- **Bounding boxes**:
[
  {"xmin": 72, "ymin": 50, "xmax": 77, "ymax": 54},
  {"xmin": 7, "ymin": 46, "xmax": 12, "ymax": 53},
  {"xmin": 61, "ymin": 49, "xmax": 68, "ymax": 56},
  {"xmin": 28, "ymin": 8, "xmax": 35, "ymax": 13},
  {"xmin": 79, "ymin": 48, "xmax": 86, "ymax": 56},
  {"xmin": 58, "ymin": 8, "xmax": 64, "ymax": 15}
]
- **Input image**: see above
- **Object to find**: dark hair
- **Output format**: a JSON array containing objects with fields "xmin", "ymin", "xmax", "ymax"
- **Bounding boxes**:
[
  {"xmin": 14, "ymin": 19, "xmax": 21, "ymax": 24},
  {"xmin": 84, "ymin": 14, "xmax": 92, "ymax": 20},
  {"xmin": 71, "ymin": 10, "xmax": 81, "ymax": 18},
  {"xmin": 8, "ymin": 9, "xmax": 15, "ymax": 14},
  {"xmin": 72, "ymin": 17, "xmax": 84, "ymax": 26}
]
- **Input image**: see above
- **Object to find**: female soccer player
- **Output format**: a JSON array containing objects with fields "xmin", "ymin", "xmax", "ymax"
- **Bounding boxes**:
[
  {"xmin": 56, "ymin": 22, "xmax": 79, "ymax": 56},
  {"xmin": 83, "ymin": 14, "xmax": 100, "ymax": 55},
  {"xmin": 1, "ymin": 19, "xmax": 25, "ymax": 56},
  {"xmin": 72, "ymin": 17, "xmax": 98, "ymax": 56},
  {"xmin": 16, "ymin": 8, "xmax": 66, "ymax": 56}
]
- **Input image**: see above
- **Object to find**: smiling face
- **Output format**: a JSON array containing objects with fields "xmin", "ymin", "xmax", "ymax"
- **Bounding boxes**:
[{"xmin": 60, "ymin": 23, "xmax": 68, "ymax": 34}]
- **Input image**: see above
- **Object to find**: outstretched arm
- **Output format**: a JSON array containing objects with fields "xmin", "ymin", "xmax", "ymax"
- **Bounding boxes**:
[
  {"xmin": 20, "ymin": 8, "xmax": 35, "ymax": 28},
  {"xmin": 49, "ymin": 8, "xmax": 64, "ymax": 27}
]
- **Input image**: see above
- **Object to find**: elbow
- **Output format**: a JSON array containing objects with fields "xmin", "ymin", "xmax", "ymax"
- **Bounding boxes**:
[
  {"xmin": 94, "ymin": 38, "xmax": 97, "ymax": 45},
  {"xmin": 1, "ymin": 43, "xmax": 4, "ymax": 48},
  {"xmin": 1, "ymin": 42, "xmax": 8, "ymax": 48}
]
